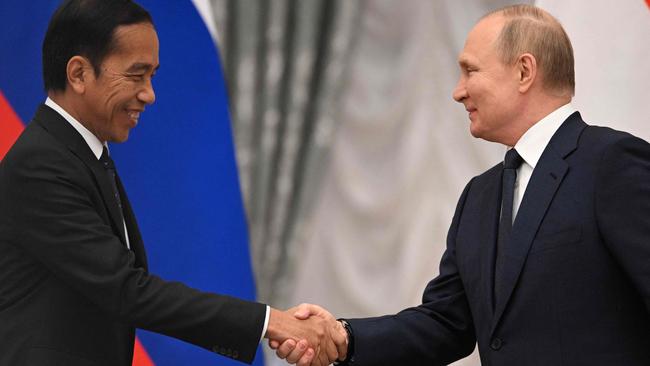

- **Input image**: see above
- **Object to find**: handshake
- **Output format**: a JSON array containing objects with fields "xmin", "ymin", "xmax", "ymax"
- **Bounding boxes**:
[{"xmin": 265, "ymin": 304, "xmax": 348, "ymax": 366}]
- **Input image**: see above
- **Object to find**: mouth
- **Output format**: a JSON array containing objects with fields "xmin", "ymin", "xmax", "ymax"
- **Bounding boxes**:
[
  {"xmin": 126, "ymin": 110, "xmax": 142, "ymax": 125},
  {"xmin": 465, "ymin": 107, "xmax": 477, "ymax": 120}
]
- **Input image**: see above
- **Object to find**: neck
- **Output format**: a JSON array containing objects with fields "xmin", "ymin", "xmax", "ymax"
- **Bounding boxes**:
[
  {"xmin": 48, "ymin": 91, "xmax": 78, "ymax": 119},
  {"xmin": 48, "ymin": 91, "xmax": 104, "ymax": 143},
  {"xmin": 506, "ymin": 92, "xmax": 571, "ymax": 146}
]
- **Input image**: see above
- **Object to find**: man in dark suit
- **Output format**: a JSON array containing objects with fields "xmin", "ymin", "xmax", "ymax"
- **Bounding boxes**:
[
  {"xmin": 0, "ymin": 1, "xmax": 344, "ymax": 365},
  {"xmin": 273, "ymin": 4, "xmax": 650, "ymax": 366}
]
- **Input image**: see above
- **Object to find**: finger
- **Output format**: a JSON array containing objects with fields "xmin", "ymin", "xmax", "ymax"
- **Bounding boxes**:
[
  {"xmin": 296, "ymin": 348, "xmax": 315, "ymax": 366},
  {"xmin": 275, "ymin": 339, "xmax": 296, "ymax": 359},
  {"xmin": 294, "ymin": 303, "xmax": 332, "ymax": 319},
  {"xmin": 309, "ymin": 345, "xmax": 322, "ymax": 366},
  {"xmin": 285, "ymin": 339, "xmax": 310, "ymax": 364},
  {"xmin": 323, "ymin": 332, "xmax": 339, "ymax": 363},
  {"xmin": 332, "ymin": 322, "xmax": 348, "ymax": 359},
  {"xmin": 318, "ymin": 351, "xmax": 329, "ymax": 366},
  {"xmin": 269, "ymin": 339, "xmax": 280, "ymax": 350},
  {"xmin": 293, "ymin": 303, "xmax": 315, "ymax": 319},
  {"xmin": 317, "ymin": 344, "xmax": 329, "ymax": 366}
]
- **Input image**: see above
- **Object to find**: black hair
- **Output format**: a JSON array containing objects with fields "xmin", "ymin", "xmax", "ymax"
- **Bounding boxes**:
[{"xmin": 42, "ymin": 0, "xmax": 153, "ymax": 92}]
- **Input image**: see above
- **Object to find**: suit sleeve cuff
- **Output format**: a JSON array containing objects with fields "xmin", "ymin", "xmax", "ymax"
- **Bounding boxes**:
[{"xmin": 259, "ymin": 305, "xmax": 270, "ymax": 343}]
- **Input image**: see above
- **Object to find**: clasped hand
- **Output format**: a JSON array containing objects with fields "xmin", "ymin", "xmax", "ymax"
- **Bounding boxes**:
[{"xmin": 266, "ymin": 304, "xmax": 347, "ymax": 366}]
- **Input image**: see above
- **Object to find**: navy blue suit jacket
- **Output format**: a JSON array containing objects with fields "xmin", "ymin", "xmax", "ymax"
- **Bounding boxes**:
[{"xmin": 346, "ymin": 112, "xmax": 650, "ymax": 365}]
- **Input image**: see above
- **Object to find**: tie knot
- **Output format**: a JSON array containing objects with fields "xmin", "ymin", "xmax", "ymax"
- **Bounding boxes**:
[
  {"xmin": 504, "ymin": 148, "xmax": 523, "ymax": 170},
  {"xmin": 100, "ymin": 146, "xmax": 115, "ymax": 170}
]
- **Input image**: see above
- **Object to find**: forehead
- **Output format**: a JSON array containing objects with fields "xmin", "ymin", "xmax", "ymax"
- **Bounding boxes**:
[
  {"xmin": 107, "ymin": 22, "xmax": 159, "ymax": 63},
  {"xmin": 458, "ymin": 15, "xmax": 504, "ymax": 64}
]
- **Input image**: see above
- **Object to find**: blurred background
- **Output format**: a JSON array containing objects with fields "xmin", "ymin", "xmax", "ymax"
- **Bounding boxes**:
[{"xmin": 1, "ymin": 0, "xmax": 648, "ymax": 365}]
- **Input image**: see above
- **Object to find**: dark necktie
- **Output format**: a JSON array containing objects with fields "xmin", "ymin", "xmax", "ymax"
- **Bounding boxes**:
[
  {"xmin": 100, "ymin": 146, "xmax": 128, "ymax": 247},
  {"xmin": 494, "ymin": 148, "xmax": 523, "ymax": 306}
]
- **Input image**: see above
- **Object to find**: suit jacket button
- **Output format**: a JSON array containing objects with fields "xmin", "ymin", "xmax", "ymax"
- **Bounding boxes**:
[{"xmin": 490, "ymin": 338, "xmax": 503, "ymax": 350}]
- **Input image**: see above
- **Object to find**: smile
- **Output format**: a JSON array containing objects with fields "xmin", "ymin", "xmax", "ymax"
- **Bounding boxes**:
[{"xmin": 127, "ymin": 110, "xmax": 141, "ymax": 124}]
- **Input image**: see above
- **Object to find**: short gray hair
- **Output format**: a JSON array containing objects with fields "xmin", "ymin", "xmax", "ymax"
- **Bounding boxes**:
[{"xmin": 485, "ymin": 5, "xmax": 575, "ymax": 95}]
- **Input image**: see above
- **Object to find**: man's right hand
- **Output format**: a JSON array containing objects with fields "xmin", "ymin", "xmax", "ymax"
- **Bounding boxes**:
[
  {"xmin": 265, "ymin": 306, "xmax": 346, "ymax": 366},
  {"xmin": 268, "ymin": 304, "xmax": 348, "ymax": 366}
]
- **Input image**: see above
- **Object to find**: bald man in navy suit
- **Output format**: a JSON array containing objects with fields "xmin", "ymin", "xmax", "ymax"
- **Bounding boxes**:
[{"xmin": 274, "ymin": 5, "xmax": 650, "ymax": 366}]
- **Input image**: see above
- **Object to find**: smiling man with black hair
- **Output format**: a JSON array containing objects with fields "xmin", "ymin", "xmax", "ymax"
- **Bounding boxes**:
[{"xmin": 0, "ymin": 1, "xmax": 344, "ymax": 365}]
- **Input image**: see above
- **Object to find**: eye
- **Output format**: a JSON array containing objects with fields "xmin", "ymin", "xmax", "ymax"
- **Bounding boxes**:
[{"xmin": 127, "ymin": 74, "xmax": 145, "ymax": 82}]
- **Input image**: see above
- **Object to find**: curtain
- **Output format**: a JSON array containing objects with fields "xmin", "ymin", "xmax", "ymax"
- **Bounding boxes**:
[{"xmin": 208, "ymin": 0, "xmax": 363, "ymax": 305}]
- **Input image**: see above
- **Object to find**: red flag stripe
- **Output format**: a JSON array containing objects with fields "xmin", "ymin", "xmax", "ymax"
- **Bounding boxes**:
[
  {"xmin": 133, "ymin": 337, "xmax": 155, "ymax": 366},
  {"xmin": 0, "ymin": 90, "xmax": 25, "ymax": 160}
]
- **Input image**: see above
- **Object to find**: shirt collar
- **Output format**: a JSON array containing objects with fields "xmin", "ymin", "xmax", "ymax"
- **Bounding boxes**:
[
  {"xmin": 513, "ymin": 103, "xmax": 577, "ymax": 169},
  {"xmin": 45, "ymin": 97, "xmax": 105, "ymax": 160}
]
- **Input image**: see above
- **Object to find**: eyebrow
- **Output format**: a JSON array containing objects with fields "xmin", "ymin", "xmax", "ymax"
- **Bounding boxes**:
[{"xmin": 126, "ymin": 63, "xmax": 160, "ymax": 73}]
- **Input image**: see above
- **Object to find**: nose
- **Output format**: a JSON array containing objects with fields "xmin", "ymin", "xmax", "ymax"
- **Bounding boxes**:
[
  {"xmin": 138, "ymin": 80, "xmax": 156, "ymax": 105},
  {"xmin": 452, "ymin": 77, "xmax": 467, "ymax": 103}
]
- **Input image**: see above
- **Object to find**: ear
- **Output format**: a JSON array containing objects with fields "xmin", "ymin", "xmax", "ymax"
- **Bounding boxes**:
[
  {"xmin": 66, "ymin": 56, "xmax": 93, "ymax": 94},
  {"xmin": 516, "ymin": 53, "xmax": 537, "ymax": 93}
]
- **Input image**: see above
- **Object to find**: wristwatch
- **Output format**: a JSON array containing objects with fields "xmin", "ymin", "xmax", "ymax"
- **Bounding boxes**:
[{"xmin": 334, "ymin": 319, "xmax": 355, "ymax": 365}]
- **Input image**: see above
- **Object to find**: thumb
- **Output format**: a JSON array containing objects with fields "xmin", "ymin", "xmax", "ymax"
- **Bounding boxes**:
[{"xmin": 293, "ymin": 303, "xmax": 319, "ymax": 319}]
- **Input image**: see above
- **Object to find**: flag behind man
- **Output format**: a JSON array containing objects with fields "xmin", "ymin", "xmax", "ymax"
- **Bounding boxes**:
[{"xmin": 0, "ymin": 1, "xmax": 263, "ymax": 365}]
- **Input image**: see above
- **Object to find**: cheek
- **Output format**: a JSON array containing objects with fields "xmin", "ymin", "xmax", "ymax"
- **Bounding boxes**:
[
  {"xmin": 106, "ymin": 88, "xmax": 125, "ymax": 106},
  {"xmin": 467, "ymin": 79, "xmax": 490, "ymax": 102},
  {"xmin": 105, "ymin": 80, "xmax": 133, "ymax": 107}
]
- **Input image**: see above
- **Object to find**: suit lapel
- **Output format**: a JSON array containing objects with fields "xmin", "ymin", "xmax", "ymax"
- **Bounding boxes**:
[
  {"xmin": 34, "ymin": 104, "xmax": 129, "ymax": 247},
  {"xmin": 490, "ymin": 153, "xmax": 567, "ymax": 330},
  {"xmin": 490, "ymin": 112, "xmax": 585, "ymax": 334}
]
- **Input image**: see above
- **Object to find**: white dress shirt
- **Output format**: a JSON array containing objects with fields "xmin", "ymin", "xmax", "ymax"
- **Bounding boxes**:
[
  {"xmin": 45, "ymin": 97, "xmax": 103, "ymax": 159},
  {"xmin": 511, "ymin": 103, "xmax": 577, "ymax": 220},
  {"xmin": 44, "ymin": 98, "xmax": 270, "ymax": 341}
]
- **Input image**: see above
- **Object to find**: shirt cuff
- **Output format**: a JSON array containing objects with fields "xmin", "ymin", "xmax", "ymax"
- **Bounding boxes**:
[{"xmin": 259, "ymin": 305, "xmax": 270, "ymax": 343}]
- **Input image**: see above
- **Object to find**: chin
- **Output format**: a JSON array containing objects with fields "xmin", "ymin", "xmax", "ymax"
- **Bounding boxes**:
[
  {"xmin": 110, "ymin": 132, "xmax": 130, "ymax": 143},
  {"xmin": 469, "ymin": 124, "xmax": 483, "ymax": 139}
]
